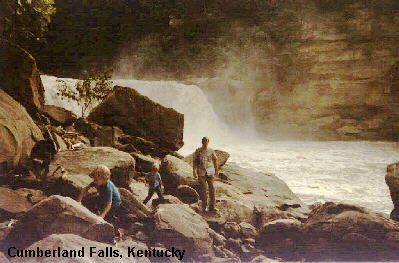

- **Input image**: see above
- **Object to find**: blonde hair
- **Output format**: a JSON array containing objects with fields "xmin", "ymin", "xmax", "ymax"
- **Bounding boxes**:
[
  {"xmin": 152, "ymin": 163, "xmax": 159, "ymax": 171},
  {"xmin": 89, "ymin": 165, "xmax": 111, "ymax": 180}
]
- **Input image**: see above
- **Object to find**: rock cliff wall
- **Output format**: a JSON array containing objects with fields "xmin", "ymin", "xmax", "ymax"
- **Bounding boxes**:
[{"xmin": 253, "ymin": 2, "xmax": 399, "ymax": 140}]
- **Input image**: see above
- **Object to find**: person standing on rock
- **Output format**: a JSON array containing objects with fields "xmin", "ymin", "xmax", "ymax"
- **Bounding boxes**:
[
  {"xmin": 193, "ymin": 136, "xmax": 218, "ymax": 213},
  {"xmin": 143, "ymin": 163, "xmax": 165, "ymax": 205}
]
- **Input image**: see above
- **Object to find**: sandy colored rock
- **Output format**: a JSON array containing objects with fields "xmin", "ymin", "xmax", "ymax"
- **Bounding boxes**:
[
  {"xmin": 88, "ymin": 86, "xmax": 184, "ymax": 151},
  {"xmin": 0, "ymin": 90, "xmax": 43, "ymax": 172},
  {"xmin": 42, "ymin": 105, "xmax": 77, "ymax": 125}
]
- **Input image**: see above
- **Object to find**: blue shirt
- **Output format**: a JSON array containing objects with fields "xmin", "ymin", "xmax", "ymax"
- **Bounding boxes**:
[
  {"xmin": 146, "ymin": 172, "xmax": 161, "ymax": 188},
  {"xmin": 90, "ymin": 180, "xmax": 122, "ymax": 207}
]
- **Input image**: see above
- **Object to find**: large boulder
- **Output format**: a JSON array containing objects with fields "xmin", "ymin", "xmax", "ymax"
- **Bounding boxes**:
[
  {"xmin": 154, "ymin": 204, "xmax": 213, "ymax": 258},
  {"xmin": 9, "ymin": 234, "xmax": 133, "ymax": 263},
  {"xmin": 221, "ymin": 164, "xmax": 309, "ymax": 225},
  {"xmin": 1, "ymin": 195, "xmax": 114, "ymax": 250},
  {"xmin": 160, "ymin": 155, "xmax": 198, "ymax": 194},
  {"xmin": 257, "ymin": 218, "xmax": 302, "ymax": 260},
  {"xmin": 298, "ymin": 202, "xmax": 399, "ymax": 261},
  {"xmin": 0, "ymin": 90, "xmax": 43, "ymax": 172},
  {"xmin": 88, "ymin": 86, "xmax": 184, "ymax": 151},
  {"xmin": 119, "ymin": 188, "xmax": 152, "ymax": 219},
  {"xmin": 0, "ymin": 187, "xmax": 34, "ymax": 220},
  {"xmin": 42, "ymin": 105, "xmax": 77, "ymax": 125},
  {"xmin": 184, "ymin": 149, "xmax": 230, "ymax": 169},
  {"xmin": 386, "ymin": 162, "xmax": 399, "ymax": 220},
  {"xmin": 0, "ymin": 39, "xmax": 44, "ymax": 114},
  {"xmin": 213, "ymin": 181, "xmax": 256, "ymax": 224},
  {"xmin": 47, "ymin": 147, "xmax": 135, "ymax": 196}
]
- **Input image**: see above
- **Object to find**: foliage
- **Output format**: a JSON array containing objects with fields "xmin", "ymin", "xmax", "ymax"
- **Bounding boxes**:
[
  {"xmin": 0, "ymin": 0, "xmax": 56, "ymax": 49},
  {"xmin": 57, "ymin": 69, "xmax": 113, "ymax": 118}
]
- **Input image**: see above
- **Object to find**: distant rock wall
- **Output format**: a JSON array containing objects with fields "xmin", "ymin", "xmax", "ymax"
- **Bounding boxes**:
[{"xmin": 254, "ymin": 2, "xmax": 399, "ymax": 140}]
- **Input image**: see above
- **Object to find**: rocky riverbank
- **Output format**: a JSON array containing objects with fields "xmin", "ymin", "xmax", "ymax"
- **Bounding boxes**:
[{"xmin": 1, "ymin": 39, "xmax": 399, "ymax": 262}]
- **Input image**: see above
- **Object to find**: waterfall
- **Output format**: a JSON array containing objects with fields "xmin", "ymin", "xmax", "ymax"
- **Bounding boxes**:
[{"xmin": 41, "ymin": 75, "xmax": 238, "ymax": 153}]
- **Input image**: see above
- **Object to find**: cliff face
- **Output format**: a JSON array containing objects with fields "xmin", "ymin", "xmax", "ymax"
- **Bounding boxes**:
[{"xmin": 254, "ymin": 2, "xmax": 399, "ymax": 140}]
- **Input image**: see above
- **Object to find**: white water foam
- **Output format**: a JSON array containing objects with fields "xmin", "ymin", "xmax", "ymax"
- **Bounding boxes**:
[{"xmin": 41, "ymin": 75, "xmax": 399, "ymax": 214}]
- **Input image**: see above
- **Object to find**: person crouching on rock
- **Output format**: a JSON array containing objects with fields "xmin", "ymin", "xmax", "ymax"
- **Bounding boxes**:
[
  {"xmin": 143, "ymin": 163, "xmax": 165, "ymax": 205},
  {"xmin": 193, "ymin": 136, "xmax": 218, "ymax": 213},
  {"xmin": 77, "ymin": 165, "xmax": 122, "ymax": 221}
]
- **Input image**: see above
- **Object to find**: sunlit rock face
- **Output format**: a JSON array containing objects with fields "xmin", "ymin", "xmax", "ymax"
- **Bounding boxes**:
[{"xmin": 254, "ymin": 2, "xmax": 399, "ymax": 140}]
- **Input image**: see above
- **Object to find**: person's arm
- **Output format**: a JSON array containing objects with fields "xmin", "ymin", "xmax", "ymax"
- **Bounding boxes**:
[
  {"xmin": 158, "ymin": 173, "xmax": 163, "ymax": 187},
  {"xmin": 212, "ymin": 151, "xmax": 219, "ymax": 176},
  {"xmin": 99, "ymin": 201, "xmax": 112, "ymax": 218},
  {"xmin": 99, "ymin": 183, "xmax": 113, "ymax": 218},
  {"xmin": 193, "ymin": 151, "xmax": 199, "ymax": 178},
  {"xmin": 77, "ymin": 185, "xmax": 91, "ymax": 203}
]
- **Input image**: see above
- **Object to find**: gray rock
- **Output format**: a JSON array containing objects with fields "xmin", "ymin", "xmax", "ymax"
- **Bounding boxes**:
[
  {"xmin": 299, "ymin": 202, "xmax": 399, "ymax": 261},
  {"xmin": 154, "ymin": 204, "xmax": 213, "ymax": 258},
  {"xmin": 0, "ymin": 187, "xmax": 33, "ymax": 220},
  {"xmin": 160, "ymin": 155, "xmax": 198, "ymax": 194},
  {"xmin": 239, "ymin": 222, "xmax": 257, "ymax": 238},
  {"xmin": 48, "ymin": 147, "xmax": 136, "ymax": 196},
  {"xmin": 2, "ymin": 195, "xmax": 114, "ymax": 249}
]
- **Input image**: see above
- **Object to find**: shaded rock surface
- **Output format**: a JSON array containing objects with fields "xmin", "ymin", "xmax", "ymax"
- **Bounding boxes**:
[
  {"xmin": 47, "ymin": 147, "xmax": 135, "ymax": 196},
  {"xmin": 42, "ymin": 105, "xmax": 77, "ymax": 125},
  {"xmin": 88, "ymin": 86, "xmax": 184, "ymax": 151},
  {"xmin": 258, "ymin": 202, "xmax": 399, "ymax": 261},
  {"xmin": 0, "ymin": 39, "xmax": 44, "ymax": 115},
  {"xmin": 154, "ymin": 204, "xmax": 213, "ymax": 258},
  {"xmin": 1, "ymin": 195, "xmax": 114, "ymax": 250},
  {"xmin": 0, "ymin": 187, "xmax": 33, "ymax": 220},
  {"xmin": 0, "ymin": 90, "xmax": 43, "ymax": 172},
  {"xmin": 74, "ymin": 118, "xmax": 123, "ymax": 147},
  {"xmin": 10, "ymin": 234, "xmax": 133, "ymax": 263},
  {"xmin": 132, "ymin": 153, "xmax": 160, "ymax": 173}
]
